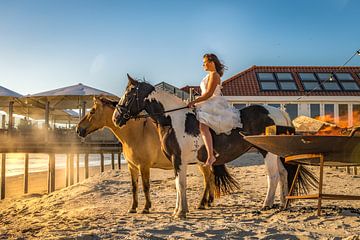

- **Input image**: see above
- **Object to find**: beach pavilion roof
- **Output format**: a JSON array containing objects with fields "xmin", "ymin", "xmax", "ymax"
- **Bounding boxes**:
[
  {"xmin": 29, "ymin": 83, "xmax": 119, "ymax": 109},
  {"xmin": 0, "ymin": 86, "xmax": 23, "ymax": 107}
]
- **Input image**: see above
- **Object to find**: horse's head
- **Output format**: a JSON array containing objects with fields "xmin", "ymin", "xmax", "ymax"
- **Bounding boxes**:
[
  {"xmin": 113, "ymin": 74, "xmax": 154, "ymax": 127},
  {"xmin": 76, "ymin": 96, "xmax": 117, "ymax": 137}
]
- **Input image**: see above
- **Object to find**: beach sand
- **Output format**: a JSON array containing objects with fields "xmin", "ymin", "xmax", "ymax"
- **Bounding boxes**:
[{"xmin": 1, "ymin": 153, "xmax": 360, "ymax": 239}]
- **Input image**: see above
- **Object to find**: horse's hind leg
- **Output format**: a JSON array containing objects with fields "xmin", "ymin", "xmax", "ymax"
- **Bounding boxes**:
[
  {"xmin": 140, "ymin": 166, "xmax": 151, "ymax": 214},
  {"xmin": 128, "ymin": 164, "xmax": 139, "ymax": 213},
  {"xmin": 263, "ymin": 152, "xmax": 280, "ymax": 210},
  {"xmin": 277, "ymin": 157, "xmax": 288, "ymax": 208},
  {"xmin": 197, "ymin": 165, "xmax": 214, "ymax": 209}
]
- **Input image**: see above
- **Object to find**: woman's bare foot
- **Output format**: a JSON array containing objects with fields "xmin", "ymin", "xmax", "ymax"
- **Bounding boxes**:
[{"xmin": 205, "ymin": 156, "xmax": 216, "ymax": 166}]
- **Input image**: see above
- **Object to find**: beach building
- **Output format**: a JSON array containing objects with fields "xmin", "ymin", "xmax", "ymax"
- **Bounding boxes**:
[{"xmin": 181, "ymin": 66, "xmax": 360, "ymax": 127}]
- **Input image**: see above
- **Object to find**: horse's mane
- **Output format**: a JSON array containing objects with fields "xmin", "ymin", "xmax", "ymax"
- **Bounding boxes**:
[{"xmin": 97, "ymin": 96, "xmax": 118, "ymax": 108}]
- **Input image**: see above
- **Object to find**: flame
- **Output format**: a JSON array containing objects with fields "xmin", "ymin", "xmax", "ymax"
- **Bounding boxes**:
[{"xmin": 313, "ymin": 111, "xmax": 360, "ymax": 136}]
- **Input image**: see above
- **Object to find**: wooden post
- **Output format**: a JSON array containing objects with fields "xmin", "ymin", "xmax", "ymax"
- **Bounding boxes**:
[
  {"xmin": 285, "ymin": 164, "xmax": 301, "ymax": 209},
  {"xmin": 48, "ymin": 153, "xmax": 55, "ymax": 193},
  {"xmin": 24, "ymin": 153, "xmax": 29, "ymax": 194},
  {"xmin": 1, "ymin": 153, "xmax": 5, "ymax": 200},
  {"xmin": 8, "ymin": 101, "xmax": 14, "ymax": 133},
  {"xmin": 45, "ymin": 101, "xmax": 50, "ymax": 141},
  {"xmin": 317, "ymin": 154, "xmax": 324, "ymax": 216},
  {"xmin": 100, "ymin": 153, "xmax": 104, "ymax": 172},
  {"xmin": 65, "ymin": 154, "xmax": 69, "ymax": 187},
  {"xmin": 1, "ymin": 115, "xmax": 5, "ymax": 129},
  {"xmin": 69, "ymin": 154, "xmax": 74, "ymax": 185},
  {"xmin": 117, "ymin": 152, "xmax": 121, "ymax": 170},
  {"xmin": 82, "ymin": 101, "xmax": 87, "ymax": 118},
  {"xmin": 346, "ymin": 166, "xmax": 351, "ymax": 174},
  {"xmin": 354, "ymin": 166, "xmax": 358, "ymax": 175},
  {"xmin": 84, "ymin": 153, "xmax": 89, "ymax": 179},
  {"xmin": 76, "ymin": 154, "xmax": 80, "ymax": 183},
  {"xmin": 111, "ymin": 153, "xmax": 115, "ymax": 170}
]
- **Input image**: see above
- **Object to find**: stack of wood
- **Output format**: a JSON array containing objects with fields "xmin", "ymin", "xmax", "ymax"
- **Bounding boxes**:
[{"xmin": 292, "ymin": 116, "xmax": 350, "ymax": 136}]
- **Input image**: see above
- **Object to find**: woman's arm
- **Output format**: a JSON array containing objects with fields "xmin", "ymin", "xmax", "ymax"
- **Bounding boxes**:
[{"xmin": 188, "ymin": 72, "xmax": 220, "ymax": 107}]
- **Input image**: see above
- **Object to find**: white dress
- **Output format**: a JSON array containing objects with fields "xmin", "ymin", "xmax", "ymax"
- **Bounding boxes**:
[{"xmin": 195, "ymin": 74, "xmax": 242, "ymax": 135}]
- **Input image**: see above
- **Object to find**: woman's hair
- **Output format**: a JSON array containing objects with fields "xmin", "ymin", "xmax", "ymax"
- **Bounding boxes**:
[{"xmin": 203, "ymin": 53, "xmax": 227, "ymax": 77}]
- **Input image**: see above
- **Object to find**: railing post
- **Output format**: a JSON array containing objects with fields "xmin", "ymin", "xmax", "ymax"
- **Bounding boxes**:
[
  {"xmin": 24, "ymin": 153, "xmax": 29, "ymax": 194},
  {"xmin": 85, "ymin": 153, "xmax": 89, "ymax": 179},
  {"xmin": 1, "ymin": 153, "xmax": 6, "ymax": 200},
  {"xmin": 354, "ymin": 166, "xmax": 358, "ymax": 175},
  {"xmin": 111, "ymin": 153, "xmax": 115, "ymax": 170},
  {"xmin": 100, "ymin": 153, "xmax": 104, "ymax": 172},
  {"xmin": 69, "ymin": 154, "xmax": 74, "ymax": 185}
]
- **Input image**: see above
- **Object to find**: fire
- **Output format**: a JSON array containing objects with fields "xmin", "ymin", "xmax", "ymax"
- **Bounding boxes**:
[{"xmin": 313, "ymin": 111, "xmax": 360, "ymax": 136}]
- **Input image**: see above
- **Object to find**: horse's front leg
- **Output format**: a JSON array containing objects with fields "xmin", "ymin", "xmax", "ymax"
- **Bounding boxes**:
[
  {"xmin": 140, "ymin": 166, "xmax": 151, "ymax": 214},
  {"xmin": 128, "ymin": 163, "xmax": 139, "ymax": 213},
  {"xmin": 197, "ymin": 164, "xmax": 214, "ymax": 209},
  {"xmin": 277, "ymin": 157, "xmax": 288, "ymax": 208},
  {"xmin": 172, "ymin": 155, "xmax": 188, "ymax": 219},
  {"xmin": 262, "ymin": 152, "xmax": 280, "ymax": 210}
]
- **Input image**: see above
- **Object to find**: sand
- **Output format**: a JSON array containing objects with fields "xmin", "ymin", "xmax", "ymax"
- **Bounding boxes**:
[{"xmin": 1, "ymin": 153, "xmax": 360, "ymax": 239}]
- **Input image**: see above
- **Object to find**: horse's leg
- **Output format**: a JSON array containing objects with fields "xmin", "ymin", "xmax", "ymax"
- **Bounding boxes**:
[
  {"xmin": 128, "ymin": 163, "xmax": 139, "ymax": 213},
  {"xmin": 197, "ymin": 164, "xmax": 214, "ymax": 209},
  {"xmin": 262, "ymin": 152, "xmax": 280, "ymax": 210},
  {"xmin": 174, "ymin": 163, "xmax": 188, "ymax": 219},
  {"xmin": 277, "ymin": 157, "xmax": 288, "ymax": 208},
  {"xmin": 197, "ymin": 164, "xmax": 210, "ymax": 209},
  {"xmin": 140, "ymin": 166, "xmax": 151, "ymax": 214}
]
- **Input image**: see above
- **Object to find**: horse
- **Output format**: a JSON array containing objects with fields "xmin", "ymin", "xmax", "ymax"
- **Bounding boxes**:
[
  {"xmin": 113, "ymin": 75, "xmax": 317, "ymax": 218},
  {"xmin": 76, "ymin": 96, "xmax": 231, "ymax": 213}
]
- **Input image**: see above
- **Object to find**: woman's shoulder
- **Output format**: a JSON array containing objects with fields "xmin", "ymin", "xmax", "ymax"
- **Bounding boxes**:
[{"xmin": 209, "ymin": 71, "xmax": 220, "ymax": 79}]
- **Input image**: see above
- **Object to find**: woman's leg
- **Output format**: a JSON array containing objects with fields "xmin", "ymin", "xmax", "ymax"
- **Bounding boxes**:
[{"xmin": 199, "ymin": 123, "xmax": 216, "ymax": 166}]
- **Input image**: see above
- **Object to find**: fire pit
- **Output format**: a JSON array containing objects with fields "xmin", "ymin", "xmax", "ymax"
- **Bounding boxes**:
[
  {"xmin": 244, "ymin": 127, "xmax": 360, "ymax": 216},
  {"xmin": 243, "ymin": 135, "xmax": 360, "ymax": 166}
]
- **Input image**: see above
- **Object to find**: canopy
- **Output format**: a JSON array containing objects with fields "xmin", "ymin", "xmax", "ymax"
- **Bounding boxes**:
[{"xmin": 29, "ymin": 83, "xmax": 119, "ymax": 109}]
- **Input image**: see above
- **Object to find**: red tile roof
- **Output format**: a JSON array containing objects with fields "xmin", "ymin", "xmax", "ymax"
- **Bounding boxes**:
[{"xmin": 221, "ymin": 66, "xmax": 360, "ymax": 96}]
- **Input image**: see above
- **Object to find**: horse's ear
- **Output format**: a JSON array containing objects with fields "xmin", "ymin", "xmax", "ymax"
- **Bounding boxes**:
[{"xmin": 127, "ymin": 73, "xmax": 138, "ymax": 86}]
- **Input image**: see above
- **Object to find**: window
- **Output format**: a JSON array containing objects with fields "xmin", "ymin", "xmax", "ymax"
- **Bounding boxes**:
[
  {"xmin": 353, "ymin": 104, "xmax": 360, "ymax": 126},
  {"xmin": 257, "ymin": 72, "xmax": 298, "ymax": 91},
  {"xmin": 317, "ymin": 73, "xmax": 341, "ymax": 90},
  {"xmin": 284, "ymin": 104, "xmax": 298, "ymax": 120},
  {"xmin": 310, "ymin": 104, "xmax": 320, "ymax": 118},
  {"xmin": 324, "ymin": 104, "xmax": 335, "ymax": 123},
  {"xmin": 268, "ymin": 104, "xmax": 281, "ymax": 108},
  {"xmin": 299, "ymin": 73, "xmax": 322, "ymax": 91},
  {"xmin": 233, "ymin": 104, "xmax": 246, "ymax": 110},
  {"xmin": 335, "ymin": 73, "xmax": 360, "ymax": 91},
  {"xmin": 339, "ymin": 104, "xmax": 348, "ymax": 127}
]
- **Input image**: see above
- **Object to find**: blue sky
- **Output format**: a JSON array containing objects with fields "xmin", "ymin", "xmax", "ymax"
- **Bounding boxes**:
[{"xmin": 0, "ymin": 0, "xmax": 359, "ymax": 96}]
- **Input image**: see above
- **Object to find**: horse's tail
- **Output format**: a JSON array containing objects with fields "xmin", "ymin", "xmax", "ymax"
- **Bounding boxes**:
[
  {"xmin": 212, "ymin": 164, "xmax": 240, "ymax": 198},
  {"xmin": 282, "ymin": 158, "xmax": 318, "ymax": 195}
]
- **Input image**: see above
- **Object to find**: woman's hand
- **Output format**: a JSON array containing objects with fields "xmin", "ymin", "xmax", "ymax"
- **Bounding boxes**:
[{"xmin": 187, "ymin": 101, "xmax": 196, "ymax": 108}]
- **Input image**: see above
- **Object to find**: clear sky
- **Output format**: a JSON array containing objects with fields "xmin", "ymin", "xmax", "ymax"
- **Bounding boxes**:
[{"xmin": 0, "ymin": 0, "xmax": 359, "ymax": 96}]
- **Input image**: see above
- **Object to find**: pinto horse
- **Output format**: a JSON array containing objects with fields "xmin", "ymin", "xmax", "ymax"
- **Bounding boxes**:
[
  {"xmin": 76, "ymin": 96, "xmax": 227, "ymax": 213},
  {"xmin": 113, "ymin": 75, "xmax": 317, "ymax": 218}
]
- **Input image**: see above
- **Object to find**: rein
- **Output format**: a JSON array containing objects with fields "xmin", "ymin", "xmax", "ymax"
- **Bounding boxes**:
[{"xmin": 135, "ymin": 106, "xmax": 190, "ymax": 119}]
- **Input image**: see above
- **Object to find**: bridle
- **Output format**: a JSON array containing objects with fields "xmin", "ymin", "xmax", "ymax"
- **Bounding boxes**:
[{"xmin": 115, "ymin": 82, "xmax": 190, "ymax": 120}]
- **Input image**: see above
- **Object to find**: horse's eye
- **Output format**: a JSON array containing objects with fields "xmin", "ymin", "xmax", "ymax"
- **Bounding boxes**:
[{"xmin": 90, "ymin": 109, "xmax": 95, "ymax": 114}]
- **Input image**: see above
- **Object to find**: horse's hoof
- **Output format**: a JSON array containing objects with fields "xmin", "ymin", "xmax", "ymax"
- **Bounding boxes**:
[
  {"xmin": 128, "ymin": 208, "xmax": 137, "ymax": 213},
  {"xmin": 261, "ymin": 206, "xmax": 271, "ymax": 211},
  {"xmin": 197, "ymin": 205, "xmax": 206, "ymax": 210},
  {"xmin": 141, "ymin": 209, "xmax": 150, "ymax": 214},
  {"xmin": 174, "ymin": 212, "xmax": 187, "ymax": 219}
]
